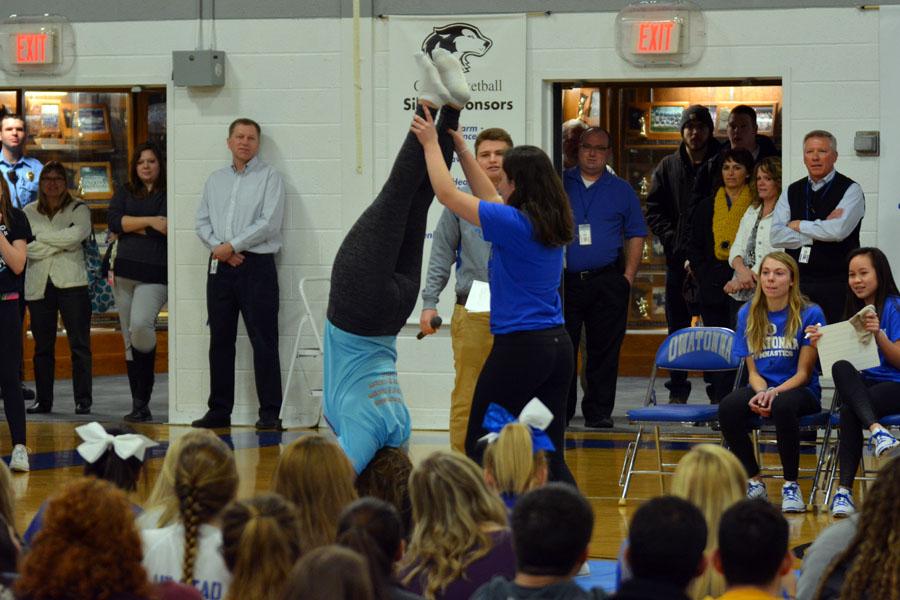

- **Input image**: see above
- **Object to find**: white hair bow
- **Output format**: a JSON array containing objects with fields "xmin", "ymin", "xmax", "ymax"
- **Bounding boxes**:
[
  {"xmin": 76, "ymin": 421, "xmax": 158, "ymax": 464},
  {"xmin": 478, "ymin": 397, "xmax": 555, "ymax": 451}
]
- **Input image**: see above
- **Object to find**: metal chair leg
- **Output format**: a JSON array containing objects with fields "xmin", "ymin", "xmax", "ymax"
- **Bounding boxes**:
[
  {"xmin": 654, "ymin": 425, "xmax": 664, "ymax": 494},
  {"xmin": 619, "ymin": 425, "xmax": 644, "ymax": 506}
]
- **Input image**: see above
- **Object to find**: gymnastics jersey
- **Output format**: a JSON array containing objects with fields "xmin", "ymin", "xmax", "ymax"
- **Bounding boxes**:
[
  {"xmin": 322, "ymin": 320, "xmax": 411, "ymax": 473},
  {"xmin": 863, "ymin": 295, "xmax": 900, "ymax": 383},
  {"xmin": 734, "ymin": 302, "xmax": 826, "ymax": 399},
  {"xmin": 141, "ymin": 523, "xmax": 231, "ymax": 600},
  {"xmin": 478, "ymin": 201, "xmax": 564, "ymax": 335}
]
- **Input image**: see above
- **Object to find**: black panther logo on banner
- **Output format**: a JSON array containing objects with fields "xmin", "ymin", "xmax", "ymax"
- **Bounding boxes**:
[{"xmin": 421, "ymin": 22, "xmax": 493, "ymax": 73}]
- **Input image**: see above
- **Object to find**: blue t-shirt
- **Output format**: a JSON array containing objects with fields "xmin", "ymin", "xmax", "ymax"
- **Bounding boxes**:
[
  {"xmin": 563, "ymin": 168, "xmax": 648, "ymax": 272},
  {"xmin": 863, "ymin": 295, "xmax": 900, "ymax": 383},
  {"xmin": 734, "ymin": 302, "xmax": 826, "ymax": 399},
  {"xmin": 478, "ymin": 201, "xmax": 564, "ymax": 335},
  {"xmin": 322, "ymin": 320, "xmax": 411, "ymax": 473}
]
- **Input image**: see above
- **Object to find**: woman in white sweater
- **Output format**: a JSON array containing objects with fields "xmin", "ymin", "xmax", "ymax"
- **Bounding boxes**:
[
  {"xmin": 23, "ymin": 162, "xmax": 93, "ymax": 415},
  {"xmin": 724, "ymin": 157, "xmax": 782, "ymax": 306}
]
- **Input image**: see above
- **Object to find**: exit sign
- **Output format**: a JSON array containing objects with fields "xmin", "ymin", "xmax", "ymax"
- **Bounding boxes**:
[
  {"xmin": 633, "ymin": 20, "xmax": 681, "ymax": 55},
  {"xmin": 12, "ymin": 32, "xmax": 55, "ymax": 64}
]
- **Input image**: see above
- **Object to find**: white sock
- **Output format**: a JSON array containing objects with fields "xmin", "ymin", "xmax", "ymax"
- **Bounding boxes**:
[
  {"xmin": 415, "ymin": 52, "xmax": 450, "ymax": 108},
  {"xmin": 432, "ymin": 48, "xmax": 471, "ymax": 106}
]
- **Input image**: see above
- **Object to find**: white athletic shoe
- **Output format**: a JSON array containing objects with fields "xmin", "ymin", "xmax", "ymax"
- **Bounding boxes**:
[
  {"xmin": 781, "ymin": 481, "xmax": 806, "ymax": 513},
  {"xmin": 9, "ymin": 444, "xmax": 29, "ymax": 473},
  {"xmin": 870, "ymin": 429, "xmax": 900, "ymax": 458},
  {"xmin": 747, "ymin": 479, "xmax": 768, "ymax": 500},
  {"xmin": 830, "ymin": 488, "xmax": 856, "ymax": 518}
]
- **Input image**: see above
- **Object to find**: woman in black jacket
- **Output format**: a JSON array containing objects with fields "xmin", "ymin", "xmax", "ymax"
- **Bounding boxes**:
[{"xmin": 107, "ymin": 142, "xmax": 167, "ymax": 422}]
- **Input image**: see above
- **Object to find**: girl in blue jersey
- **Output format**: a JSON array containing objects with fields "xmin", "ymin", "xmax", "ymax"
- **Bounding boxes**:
[
  {"xmin": 411, "ymin": 110, "xmax": 576, "ymax": 484},
  {"xmin": 806, "ymin": 247, "xmax": 900, "ymax": 517},
  {"xmin": 718, "ymin": 251, "xmax": 825, "ymax": 513}
]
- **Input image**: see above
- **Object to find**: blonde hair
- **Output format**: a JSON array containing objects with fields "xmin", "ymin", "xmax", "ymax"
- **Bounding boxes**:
[
  {"xmin": 175, "ymin": 433, "xmax": 238, "ymax": 584},
  {"xmin": 272, "ymin": 434, "xmax": 358, "ymax": 553},
  {"xmin": 0, "ymin": 461, "xmax": 14, "ymax": 533},
  {"xmin": 671, "ymin": 445, "xmax": 747, "ymax": 600},
  {"xmin": 745, "ymin": 252, "xmax": 808, "ymax": 356},
  {"xmin": 143, "ymin": 430, "xmax": 216, "ymax": 528},
  {"xmin": 221, "ymin": 494, "xmax": 302, "ymax": 600},
  {"xmin": 482, "ymin": 423, "xmax": 547, "ymax": 499},
  {"xmin": 401, "ymin": 451, "xmax": 509, "ymax": 600}
]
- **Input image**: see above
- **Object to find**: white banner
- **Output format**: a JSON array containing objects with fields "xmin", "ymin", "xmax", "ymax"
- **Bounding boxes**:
[{"xmin": 388, "ymin": 14, "xmax": 526, "ymax": 320}]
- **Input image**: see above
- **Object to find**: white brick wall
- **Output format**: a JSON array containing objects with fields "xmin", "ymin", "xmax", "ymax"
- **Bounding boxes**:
[{"xmin": 19, "ymin": 8, "xmax": 886, "ymax": 427}]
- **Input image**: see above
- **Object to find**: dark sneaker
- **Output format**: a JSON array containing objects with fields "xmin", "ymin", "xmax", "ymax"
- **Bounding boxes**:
[
  {"xmin": 255, "ymin": 417, "xmax": 284, "ymax": 431},
  {"xmin": 191, "ymin": 413, "xmax": 231, "ymax": 429}
]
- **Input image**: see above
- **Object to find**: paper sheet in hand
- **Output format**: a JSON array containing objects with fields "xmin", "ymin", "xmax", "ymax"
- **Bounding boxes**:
[
  {"xmin": 817, "ymin": 306, "xmax": 880, "ymax": 376},
  {"xmin": 464, "ymin": 280, "xmax": 491, "ymax": 313}
]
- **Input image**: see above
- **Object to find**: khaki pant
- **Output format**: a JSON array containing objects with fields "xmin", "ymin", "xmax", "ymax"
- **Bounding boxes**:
[{"xmin": 449, "ymin": 303, "xmax": 493, "ymax": 452}]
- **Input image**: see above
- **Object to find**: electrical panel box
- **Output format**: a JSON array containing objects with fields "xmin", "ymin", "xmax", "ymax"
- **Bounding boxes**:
[{"xmin": 172, "ymin": 50, "xmax": 225, "ymax": 87}]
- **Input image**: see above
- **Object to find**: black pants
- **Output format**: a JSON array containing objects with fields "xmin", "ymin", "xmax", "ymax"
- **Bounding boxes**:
[
  {"xmin": 833, "ymin": 360, "xmax": 900, "ymax": 487},
  {"xmin": 28, "ymin": 282, "xmax": 93, "ymax": 407},
  {"xmin": 206, "ymin": 252, "xmax": 281, "ymax": 420},
  {"xmin": 699, "ymin": 296, "xmax": 739, "ymax": 403},
  {"xmin": 719, "ymin": 386, "xmax": 820, "ymax": 480},
  {"xmin": 327, "ymin": 105, "xmax": 458, "ymax": 337},
  {"xmin": 564, "ymin": 269, "xmax": 629, "ymax": 422},
  {"xmin": 800, "ymin": 276, "xmax": 845, "ymax": 326},
  {"xmin": 464, "ymin": 326, "xmax": 575, "ymax": 485},
  {"xmin": 663, "ymin": 264, "xmax": 692, "ymax": 399},
  {"xmin": 0, "ymin": 300, "xmax": 26, "ymax": 445}
]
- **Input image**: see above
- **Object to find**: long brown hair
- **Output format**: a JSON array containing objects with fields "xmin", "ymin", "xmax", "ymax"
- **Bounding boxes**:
[
  {"xmin": 745, "ymin": 252, "xmax": 808, "ymax": 355},
  {"xmin": 503, "ymin": 145, "xmax": 574, "ymax": 247},
  {"xmin": 0, "ymin": 175, "xmax": 12, "ymax": 227},
  {"xmin": 128, "ymin": 141, "xmax": 166, "ymax": 196},
  {"xmin": 36, "ymin": 161, "xmax": 76, "ymax": 218},
  {"xmin": 843, "ymin": 247, "xmax": 900, "ymax": 320}
]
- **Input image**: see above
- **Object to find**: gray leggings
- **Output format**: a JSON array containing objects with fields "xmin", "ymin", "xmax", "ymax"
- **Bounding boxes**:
[{"xmin": 113, "ymin": 277, "xmax": 167, "ymax": 358}]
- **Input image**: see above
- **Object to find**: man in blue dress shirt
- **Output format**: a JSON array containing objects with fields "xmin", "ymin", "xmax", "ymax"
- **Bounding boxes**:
[{"xmin": 193, "ymin": 118, "xmax": 286, "ymax": 430}]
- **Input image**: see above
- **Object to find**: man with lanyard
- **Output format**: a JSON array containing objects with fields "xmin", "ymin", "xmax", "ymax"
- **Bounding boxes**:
[
  {"xmin": 419, "ymin": 127, "xmax": 513, "ymax": 452},
  {"xmin": 563, "ymin": 127, "xmax": 647, "ymax": 428},
  {"xmin": 193, "ymin": 117, "xmax": 286, "ymax": 431},
  {"xmin": 770, "ymin": 130, "xmax": 864, "ymax": 324},
  {"xmin": 0, "ymin": 113, "xmax": 42, "ymax": 402}
]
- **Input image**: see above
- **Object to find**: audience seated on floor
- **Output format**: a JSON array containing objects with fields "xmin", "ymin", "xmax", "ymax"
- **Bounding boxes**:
[
  {"xmin": 482, "ymin": 422, "xmax": 548, "ymax": 510},
  {"xmin": 355, "ymin": 447, "xmax": 414, "ymax": 538},
  {"xmin": 221, "ymin": 493, "xmax": 303, "ymax": 600},
  {"xmin": 472, "ymin": 483, "xmax": 607, "ymax": 600},
  {"xmin": 280, "ymin": 544, "xmax": 376, "ymax": 600},
  {"xmin": 399, "ymin": 450, "xmax": 515, "ymax": 600},
  {"xmin": 798, "ymin": 455, "xmax": 900, "ymax": 600},
  {"xmin": 614, "ymin": 496, "xmax": 707, "ymax": 600},
  {"xmin": 337, "ymin": 497, "xmax": 425, "ymax": 600},
  {"xmin": 272, "ymin": 434, "xmax": 359, "ymax": 553},
  {"xmin": 24, "ymin": 421, "xmax": 157, "ymax": 546},
  {"xmin": 141, "ymin": 431, "xmax": 237, "ymax": 599},
  {"xmin": 713, "ymin": 499, "xmax": 794, "ymax": 600},
  {"xmin": 16, "ymin": 478, "xmax": 201, "ymax": 600}
]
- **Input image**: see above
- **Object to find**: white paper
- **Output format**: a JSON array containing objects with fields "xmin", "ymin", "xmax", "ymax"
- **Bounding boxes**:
[
  {"xmin": 464, "ymin": 280, "xmax": 491, "ymax": 313},
  {"xmin": 817, "ymin": 306, "xmax": 880, "ymax": 376}
]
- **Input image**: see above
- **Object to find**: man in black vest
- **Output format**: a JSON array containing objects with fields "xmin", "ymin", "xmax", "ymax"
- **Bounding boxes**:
[{"xmin": 770, "ymin": 130, "xmax": 864, "ymax": 324}]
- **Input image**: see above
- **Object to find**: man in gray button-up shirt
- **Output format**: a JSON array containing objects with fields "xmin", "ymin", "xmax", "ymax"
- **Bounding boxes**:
[
  {"xmin": 193, "ymin": 118, "xmax": 286, "ymax": 430},
  {"xmin": 419, "ymin": 127, "xmax": 512, "ymax": 451}
]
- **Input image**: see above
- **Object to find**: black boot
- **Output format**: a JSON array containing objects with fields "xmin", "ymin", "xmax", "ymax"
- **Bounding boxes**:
[{"xmin": 124, "ymin": 348, "xmax": 154, "ymax": 422}]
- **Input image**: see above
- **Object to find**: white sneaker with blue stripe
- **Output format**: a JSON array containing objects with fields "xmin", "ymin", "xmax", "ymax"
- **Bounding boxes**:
[
  {"xmin": 747, "ymin": 479, "xmax": 768, "ymax": 500},
  {"xmin": 830, "ymin": 488, "xmax": 856, "ymax": 518},
  {"xmin": 870, "ymin": 429, "xmax": 900, "ymax": 458},
  {"xmin": 781, "ymin": 481, "xmax": 806, "ymax": 513}
]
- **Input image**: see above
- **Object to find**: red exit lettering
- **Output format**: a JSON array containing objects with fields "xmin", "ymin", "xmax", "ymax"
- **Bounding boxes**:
[
  {"xmin": 635, "ymin": 21, "xmax": 679, "ymax": 54},
  {"xmin": 15, "ymin": 33, "xmax": 48, "ymax": 64}
]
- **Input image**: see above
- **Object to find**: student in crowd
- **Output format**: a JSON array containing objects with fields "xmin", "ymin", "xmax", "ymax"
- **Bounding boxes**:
[
  {"xmin": 24, "ymin": 421, "xmax": 157, "ymax": 545},
  {"xmin": 142, "ymin": 432, "xmax": 238, "ymax": 598},
  {"xmin": 472, "ymin": 483, "xmax": 606, "ymax": 600},
  {"xmin": 107, "ymin": 141, "xmax": 168, "ymax": 422},
  {"xmin": 355, "ymin": 447, "xmax": 414, "ymax": 538},
  {"xmin": 806, "ymin": 247, "xmax": 900, "ymax": 517},
  {"xmin": 614, "ymin": 496, "xmax": 707, "ymax": 600},
  {"xmin": 399, "ymin": 451, "xmax": 515, "ymax": 600},
  {"xmin": 337, "ymin": 497, "xmax": 425, "ymax": 600},
  {"xmin": 686, "ymin": 148, "xmax": 756, "ymax": 402},
  {"xmin": 220, "ymin": 493, "xmax": 303, "ymax": 600},
  {"xmin": 280, "ymin": 545, "xmax": 376, "ymax": 600},
  {"xmin": 482, "ymin": 422, "xmax": 548, "ymax": 510},
  {"xmin": 23, "ymin": 162, "xmax": 92, "ymax": 416},
  {"xmin": 16, "ymin": 478, "xmax": 201, "ymax": 600},
  {"xmin": 0, "ymin": 176, "xmax": 31, "ymax": 472},
  {"xmin": 724, "ymin": 157, "xmax": 782, "ymax": 302},
  {"xmin": 718, "ymin": 252, "xmax": 825, "ymax": 512},
  {"xmin": 272, "ymin": 434, "xmax": 358, "ymax": 553},
  {"xmin": 323, "ymin": 50, "xmax": 468, "ymax": 473},
  {"xmin": 800, "ymin": 456, "xmax": 900, "ymax": 600},
  {"xmin": 714, "ymin": 500, "xmax": 795, "ymax": 600},
  {"xmin": 412, "ymin": 92, "xmax": 576, "ymax": 484}
]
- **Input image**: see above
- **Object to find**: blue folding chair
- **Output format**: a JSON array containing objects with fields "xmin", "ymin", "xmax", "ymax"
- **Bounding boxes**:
[{"xmin": 618, "ymin": 327, "xmax": 744, "ymax": 505}]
